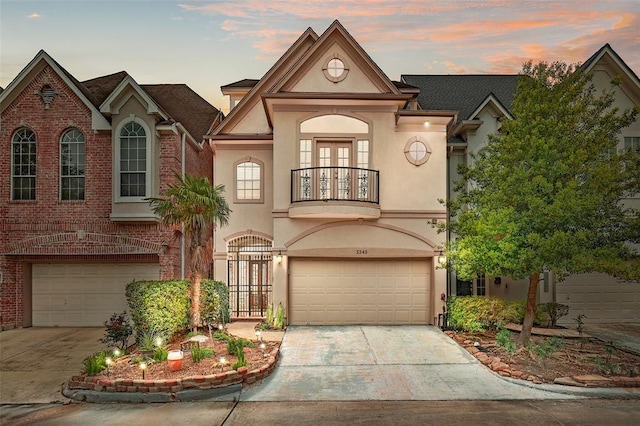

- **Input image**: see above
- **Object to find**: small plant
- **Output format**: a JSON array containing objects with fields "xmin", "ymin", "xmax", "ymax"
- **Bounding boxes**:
[
  {"xmin": 265, "ymin": 304, "xmax": 274, "ymax": 326},
  {"xmin": 496, "ymin": 327, "xmax": 517, "ymax": 354},
  {"xmin": 273, "ymin": 303, "xmax": 286, "ymax": 330},
  {"xmin": 100, "ymin": 312, "xmax": 133, "ymax": 350},
  {"xmin": 83, "ymin": 351, "xmax": 107, "ymax": 376},
  {"xmin": 191, "ymin": 344, "xmax": 215, "ymax": 363},
  {"xmin": 153, "ymin": 347, "xmax": 169, "ymax": 362},
  {"xmin": 537, "ymin": 302, "xmax": 569, "ymax": 328},
  {"xmin": 225, "ymin": 336, "xmax": 254, "ymax": 355},
  {"xmin": 574, "ymin": 314, "xmax": 586, "ymax": 336},
  {"xmin": 528, "ymin": 337, "xmax": 563, "ymax": 359},
  {"xmin": 137, "ymin": 327, "xmax": 164, "ymax": 351}
]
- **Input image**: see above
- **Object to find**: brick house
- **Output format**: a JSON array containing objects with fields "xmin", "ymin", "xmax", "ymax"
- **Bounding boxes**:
[{"xmin": 0, "ymin": 51, "xmax": 220, "ymax": 328}]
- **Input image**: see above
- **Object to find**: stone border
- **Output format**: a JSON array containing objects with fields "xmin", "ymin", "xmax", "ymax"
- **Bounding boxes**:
[
  {"xmin": 63, "ymin": 348, "xmax": 279, "ymax": 401},
  {"xmin": 444, "ymin": 330, "xmax": 640, "ymax": 388}
]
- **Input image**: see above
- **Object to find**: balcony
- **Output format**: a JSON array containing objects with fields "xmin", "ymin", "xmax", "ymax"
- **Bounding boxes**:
[{"xmin": 290, "ymin": 167, "xmax": 380, "ymax": 218}]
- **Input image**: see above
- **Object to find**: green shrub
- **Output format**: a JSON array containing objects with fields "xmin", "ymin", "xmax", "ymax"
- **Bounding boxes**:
[
  {"xmin": 537, "ymin": 302, "xmax": 569, "ymax": 328},
  {"xmin": 126, "ymin": 279, "xmax": 230, "ymax": 340},
  {"xmin": 447, "ymin": 296, "xmax": 519, "ymax": 332},
  {"xmin": 201, "ymin": 279, "xmax": 230, "ymax": 326},
  {"xmin": 225, "ymin": 336, "xmax": 254, "ymax": 355},
  {"xmin": 496, "ymin": 327, "xmax": 517, "ymax": 354},
  {"xmin": 126, "ymin": 280, "xmax": 190, "ymax": 339},
  {"xmin": 83, "ymin": 351, "xmax": 108, "ymax": 376},
  {"xmin": 100, "ymin": 311, "xmax": 133, "ymax": 350},
  {"xmin": 137, "ymin": 327, "xmax": 165, "ymax": 350},
  {"xmin": 265, "ymin": 304, "xmax": 274, "ymax": 326}
]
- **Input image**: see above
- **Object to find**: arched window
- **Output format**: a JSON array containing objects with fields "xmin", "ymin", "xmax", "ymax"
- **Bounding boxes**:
[
  {"xmin": 119, "ymin": 121, "xmax": 148, "ymax": 197},
  {"xmin": 235, "ymin": 159, "xmax": 263, "ymax": 202},
  {"xmin": 60, "ymin": 128, "xmax": 85, "ymax": 200},
  {"xmin": 11, "ymin": 128, "xmax": 37, "ymax": 200}
]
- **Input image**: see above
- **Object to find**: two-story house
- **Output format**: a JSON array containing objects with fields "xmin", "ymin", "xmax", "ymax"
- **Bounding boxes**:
[
  {"xmin": 208, "ymin": 21, "xmax": 452, "ymax": 325},
  {"xmin": 0, "ymin": 51, "xmax": 220, "ymax": 328},
  {"xmin": 404, "ymin": 44, "xmax": 640, "ymax": 324}
]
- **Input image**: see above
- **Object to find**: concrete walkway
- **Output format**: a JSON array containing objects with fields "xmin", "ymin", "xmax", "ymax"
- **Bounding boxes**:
[
  {"xmin": 0, "ymin": 328, "xmax": 104, "ymax": 403},
  {"xmin": 240, "ymin": 325, "xmax": 583, "ymax": 401}
]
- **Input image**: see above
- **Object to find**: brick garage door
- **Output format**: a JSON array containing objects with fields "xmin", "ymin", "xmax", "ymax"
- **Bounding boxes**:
[
  {"xmin": 557, "ymin": 273, "xmax": 640, "ymax": 324},
  {"xmin": 32, "ymin": 263, "xmax": 159, "ymax": 327},
  {"xmin": 289, "ymin": 259, "xmax": 431, "ymax": 325}
]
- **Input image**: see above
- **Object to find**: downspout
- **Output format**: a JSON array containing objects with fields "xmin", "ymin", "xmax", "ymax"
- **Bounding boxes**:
[{"xmin": 181, "ymin": 131, "xmax": 186, "ymax": 280}]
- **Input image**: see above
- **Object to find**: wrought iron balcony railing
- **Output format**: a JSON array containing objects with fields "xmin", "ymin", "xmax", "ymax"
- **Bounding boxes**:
[{"xmin": 291, "ymin": 167, "xmax": 379, "ymax": 204}]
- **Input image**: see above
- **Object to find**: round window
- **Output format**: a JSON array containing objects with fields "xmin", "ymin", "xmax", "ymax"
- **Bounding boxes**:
[
  {"xmin": 323, "ymin": 56, "xmax": 349, "ymax": 82},
  {"xmin": 327, "ymin": 58, "xmax": 345, "ymax": 78},
  {"xmin": 404, "ymin": 137, "xmax": 431, "ymax": 166}
]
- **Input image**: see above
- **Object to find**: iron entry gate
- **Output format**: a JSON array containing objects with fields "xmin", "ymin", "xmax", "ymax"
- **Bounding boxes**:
[{"xmin": 227, "ymin": 235, "xmax": 273, "ymax": 317}]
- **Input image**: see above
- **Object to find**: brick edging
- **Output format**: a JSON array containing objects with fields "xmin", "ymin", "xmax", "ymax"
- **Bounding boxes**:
[
  {"xmin": 65, "ymin": 348, "xmax": 279, "ymax": 394},
  {"xmin": 444, "ymin": 330, "xmax": 640, "ymax": 388}
]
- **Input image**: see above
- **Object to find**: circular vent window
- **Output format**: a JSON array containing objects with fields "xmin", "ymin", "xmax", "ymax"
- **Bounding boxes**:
[{"xmin": 404, "ymin": 137, "xmax": 431, "ymax": 166}]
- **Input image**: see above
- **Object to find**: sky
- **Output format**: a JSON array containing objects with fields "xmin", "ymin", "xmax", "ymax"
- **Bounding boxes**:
[{"xmin": 1, "ymin": 0, "xmax": 639, "ymax": 113}]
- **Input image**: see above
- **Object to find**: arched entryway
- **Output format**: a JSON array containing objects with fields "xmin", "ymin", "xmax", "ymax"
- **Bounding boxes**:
[{"xmin": 227, "ymin": 235, "xmax": 273, "ymax": 318}]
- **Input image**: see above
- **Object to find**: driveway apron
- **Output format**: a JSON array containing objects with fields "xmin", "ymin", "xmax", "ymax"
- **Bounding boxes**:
[
  {"xmin": 0, "ymin": 327, "xmax": 104, "ymax": 403},
  {"xmin": 241, "ymin": 325, "xmax": 579, "ymax": 401}
]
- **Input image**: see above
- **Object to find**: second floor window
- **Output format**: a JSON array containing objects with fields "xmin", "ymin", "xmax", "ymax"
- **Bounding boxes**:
[
  {"xmin": 236, "ymin": 160, "xmax": 262, "ymax": 202},
  {"xmin": 119, "ymin": 122, "xmax": 147, "ymax": 197},
  {"xmin": 624, "ymin": 136, "xmax": 640, "ymax": 152},
  {"xmin": 12, "ymin": 128, "xmax": 37, "ymax": 200},
  {"xmin": 60, "ymin": 129, "xmax": 85, "ymax": 200}
]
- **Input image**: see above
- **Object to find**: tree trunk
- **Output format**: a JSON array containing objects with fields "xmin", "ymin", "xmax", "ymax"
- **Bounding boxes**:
[
  {"xmin": 519, "ymin": 272, "xmax": 539, "ymax": 346},
  {"xmin": 190, "ymin": 273, "xmax": 201, "ymax": 329}
]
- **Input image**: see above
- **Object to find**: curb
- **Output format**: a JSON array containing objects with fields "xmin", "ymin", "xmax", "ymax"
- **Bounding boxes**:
[{"xmin": 62, "ymin": 383, "xmax": 241, "ymax": 403}]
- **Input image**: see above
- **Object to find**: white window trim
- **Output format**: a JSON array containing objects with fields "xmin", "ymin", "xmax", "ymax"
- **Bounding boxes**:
[
  {"xmin": 234, "ymin": 157, "xmax": 264, "ymax": 204},
  {"xmin": 114, "ymin": 117, "xmax": 151, "ymax": 202}
]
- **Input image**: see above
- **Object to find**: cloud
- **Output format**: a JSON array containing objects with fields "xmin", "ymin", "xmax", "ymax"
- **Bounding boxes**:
[
  {"xmin": 179, "ymin": 1, "xmax": 640, "ymax": 72},
  {"xmin": 27, "ymin": 13, "xmax": 41, "ymax": 19}
]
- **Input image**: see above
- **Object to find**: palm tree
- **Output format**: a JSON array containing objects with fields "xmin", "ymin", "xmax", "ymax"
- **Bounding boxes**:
[{"xmin": 146, "ymin": 173, "xmax": 230, "ymax": 329}]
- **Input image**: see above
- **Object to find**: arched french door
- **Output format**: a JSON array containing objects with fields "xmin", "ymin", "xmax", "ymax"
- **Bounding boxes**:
[{"xmin": 227, "ymin": 235, "xmax": 273, "ymax": 317}]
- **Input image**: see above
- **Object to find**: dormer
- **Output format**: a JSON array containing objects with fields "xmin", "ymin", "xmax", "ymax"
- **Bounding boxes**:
[{"xmin": 221, "ymin": 79, "xmax": 259, "ymax": 112}]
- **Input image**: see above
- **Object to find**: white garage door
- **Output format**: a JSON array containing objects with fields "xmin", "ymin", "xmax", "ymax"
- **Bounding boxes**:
[
  {"xmin": 557, "ymin": 273, "xmax": 640, "ymax": 324},
  {"xmin": 32, "ymin": 263, "xmax": 160, "ymax": 327},
  {"xmin": 290, "ymin": 259, "xmax": 431, "ymax": 325}
]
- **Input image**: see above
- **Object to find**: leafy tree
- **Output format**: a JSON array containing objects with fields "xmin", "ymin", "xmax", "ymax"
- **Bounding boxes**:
[
  {"xmin": 444, "ymin": 60, "xmax": 640, "ymax": 345},
  {"xmin": 146, "ymin": 173, "xmax": 231, "ymax": 329}
]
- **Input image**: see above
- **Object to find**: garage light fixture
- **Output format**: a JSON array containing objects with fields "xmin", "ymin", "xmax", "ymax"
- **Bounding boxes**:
[
  {"xmin": 275, "ymin": 250, "xmax": 283, "ymax": 264},
  {"xmin": 437, "ymin": 251, "xmax": 446, "ymax": 265}
]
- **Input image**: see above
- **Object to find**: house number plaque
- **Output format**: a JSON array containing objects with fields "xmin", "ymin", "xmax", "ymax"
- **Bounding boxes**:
[{"xmin": 355, "ymin": 250, "xmax": 368, "ymax": 255}]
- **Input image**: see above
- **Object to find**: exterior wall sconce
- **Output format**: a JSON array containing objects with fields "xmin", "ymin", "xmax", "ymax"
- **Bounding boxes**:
[
  {"xmin": 437, "ymin": 250, "xmax": 446, "ymax": 265},
  {"xmin": 275, "ymin": 251, "xmax": 283, "ymax": 264}
]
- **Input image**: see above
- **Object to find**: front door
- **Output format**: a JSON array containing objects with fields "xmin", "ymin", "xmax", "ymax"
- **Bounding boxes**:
[{"xmin": 317, "ymin": 142, "xmax": 351, "ymax": 200}]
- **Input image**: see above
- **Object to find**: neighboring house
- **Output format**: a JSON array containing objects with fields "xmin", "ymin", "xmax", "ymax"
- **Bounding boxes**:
[
  {"xmin": 0, "ymin": 50, "xmax": 220, "ymax": 328},
  {"xmin": 403, "ymin": 44, "xmax": 640, "ymax": 324},
  {"xmin": 208, "ymin": 21, "xmax": 452, "ymax": 325}
]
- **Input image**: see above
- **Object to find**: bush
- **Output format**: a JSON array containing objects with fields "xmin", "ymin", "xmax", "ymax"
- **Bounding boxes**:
[
  {"xmin": 126, "ymin": 280, "xmax": 190, "ymax": 340},
  {"xmin": 153, "ymin": 347, "xmax": 169, "ymax": 362},
  {"xmin": 126, "ymin": 279, "xmax": 230, "ymax": 340},
  {"xmin": 201, "ymin": 280, "xmax": 230, "ymax": 326},
  {"xmin": 100, "ymin": 311, "xmax": 133, "ymax": 350},
  {"xmin": 447, "ymin": 296, "xmax": 520, "ymax": 332},
  {"xmin": 537, "ymin": 302, "xmax": 569, "ymax": 328}
]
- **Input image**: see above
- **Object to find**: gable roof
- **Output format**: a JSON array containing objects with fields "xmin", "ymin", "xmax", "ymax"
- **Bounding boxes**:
[
  {"xmin": 210, "ymin": 27, "xmax": 319, "ymax": 135},
  {"xmin": 271, "ymin": 20, "xmax": 401, "ymax": 95},
  {"xmin": 221, "ymin": 79, "xmax": 260, "ymax": 90},
  {"xmin": 82, "ymin": 71, "xmax": 129, "ymax": 106},
  {"xmin": 0, "ymin": 50, "xmax": 111, "ymax": 130},
  {"xmin": 1, "ymin": 50, "xmax": 219, "ymax": 143},
  {"xmin": 401, "ymin": 74, "xmax": 519, "ymax": 124},
  {"xmin": 143, "ymin": 84, "xmax": 221, "ymax": 142},
  {"xmin": 581, "ymin": 43, "xmax": 640, "ymax": 102}
]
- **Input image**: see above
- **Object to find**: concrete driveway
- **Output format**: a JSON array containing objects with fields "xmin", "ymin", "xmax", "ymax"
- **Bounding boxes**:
[
  {"xmin": 241, "ymin": 325, "xmax": 580, "ymax": 401},
  {"xmin": 0, "ymin": 327, "xmax": 104, "ymax": 403}
]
